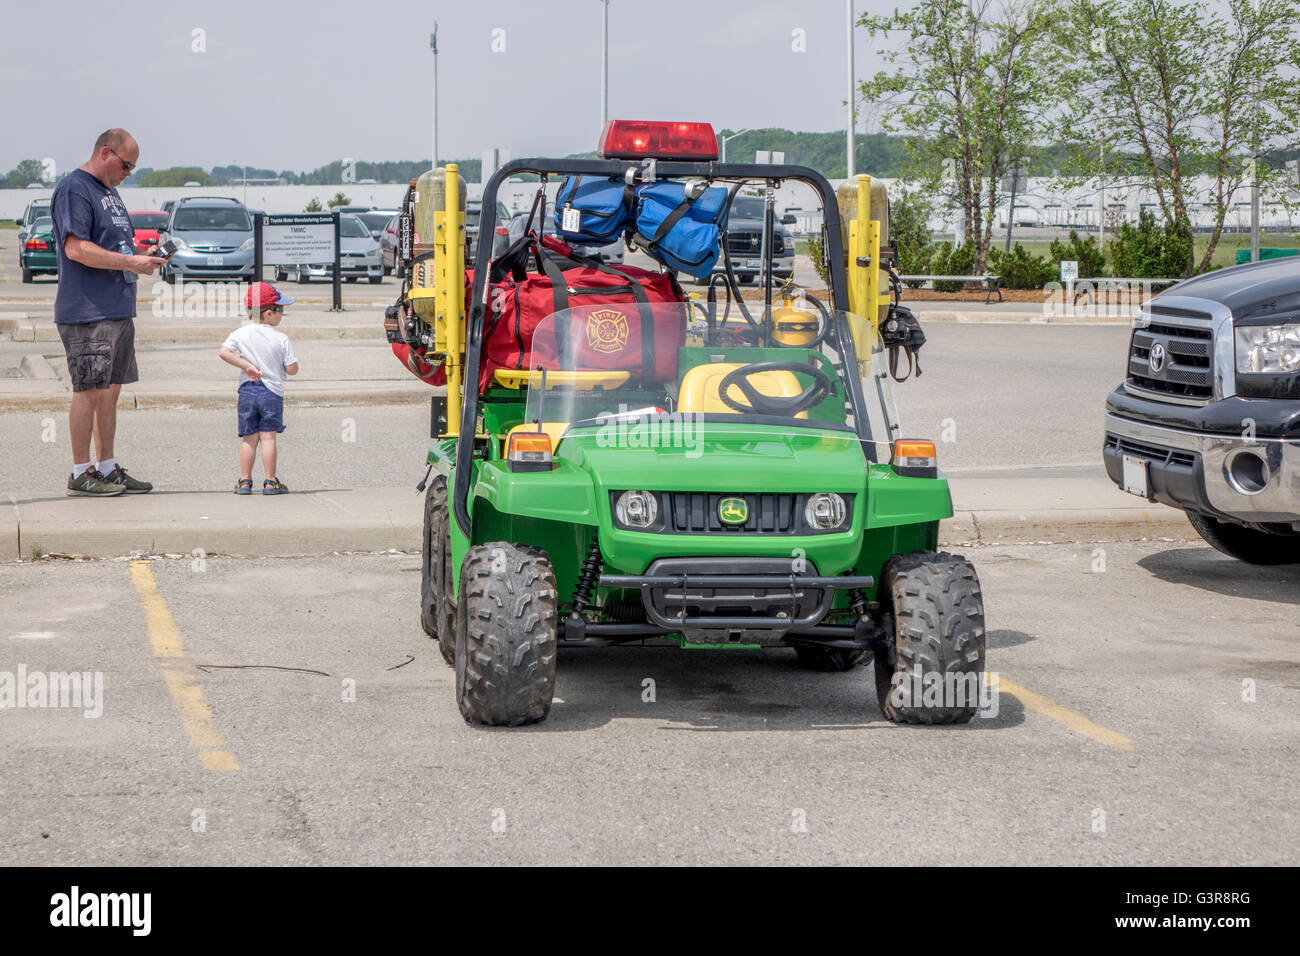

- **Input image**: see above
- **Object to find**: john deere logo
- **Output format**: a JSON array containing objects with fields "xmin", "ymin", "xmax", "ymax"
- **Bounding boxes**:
[
  {"xmin": 719, "ymin": 497, "xmax": 748, "ymax": 524},
  {"xmin": 586, "ymin": 309, "xmax": 630, "ymax": 355}
]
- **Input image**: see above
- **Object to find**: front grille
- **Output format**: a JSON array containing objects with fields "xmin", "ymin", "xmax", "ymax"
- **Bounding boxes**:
[
  {"xmin": 666, "ymin": 492, "xmax": 798, "ymax": 534},
  {"xmin": 1106, "ymin": 435, "xmax": 1196, "ymax": 469},
  {"xmin": 1127, "ymin": 319, "xmax": 1214, "ymax": 401},
  {"xmin": 725, "ymin": 233, "xmax": 784, "ymax": 255}
]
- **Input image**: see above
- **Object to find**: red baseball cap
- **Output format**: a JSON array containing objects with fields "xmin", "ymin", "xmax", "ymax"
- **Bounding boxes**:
[{"xmin": 245, "ymin": 282, "xmax": 295, "ymax": 309}]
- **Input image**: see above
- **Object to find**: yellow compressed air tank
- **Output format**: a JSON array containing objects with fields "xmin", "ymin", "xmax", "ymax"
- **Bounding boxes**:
[{"xmin": 412, "ymin": 167, "xmax": 468, "ymax": 290}]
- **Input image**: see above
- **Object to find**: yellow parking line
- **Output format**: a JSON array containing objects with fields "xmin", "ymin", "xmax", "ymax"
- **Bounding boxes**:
[
  {"xmin": 129, "ymin": 561, "xmax": 239, "ymax": 771},
  {"xmin": 993, "ymin": 673, "xmax": 1135, "ymax": 751}
]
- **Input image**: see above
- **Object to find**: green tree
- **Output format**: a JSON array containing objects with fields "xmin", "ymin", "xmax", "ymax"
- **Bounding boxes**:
[
  {"xmin": 858, "ymin": 0, "xmax": 1069, "ymax": 275},
  {"xmin": 1048, "ymin": 230, "xmax": 1107, "ymax": 278},
  {"xmin": 1059, "ymin": 0, "xmax": 1300, "ymax": 275},
  {"xmin": 138, "ymin": 167, "xmax": 211, "ymax": 187},
  {"xmin": 6, "ymin": 159, "xmax": 47, "ymax": 189},
  {"xmin": 327, "ymin": 192, "xmax": 352, "ymax": 208},
  {"xmin": 304, "ymin": 197, "xmax": 324, "ymax": 213},
  {"xmin": 1106, "ymin": 209, "xmax": 1193, "ymax": 279},
  {"xmin": 890, "ymin": 189, "xmax": 934, "ymax": 276}
]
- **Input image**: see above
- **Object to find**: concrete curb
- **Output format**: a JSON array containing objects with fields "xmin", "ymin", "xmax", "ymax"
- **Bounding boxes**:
[
  {"xmin": 0, "ymin": 383, "xmax": 436, "ymax": 412},
  {"xmin": 6, "ymin": 484, "xmax": 1200, "ymax": 561}
]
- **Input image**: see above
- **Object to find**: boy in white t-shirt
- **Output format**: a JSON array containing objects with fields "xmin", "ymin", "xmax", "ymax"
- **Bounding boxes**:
[{"xmin": 219, "ymin": 282, "xmax": 300, "ymax": 495}]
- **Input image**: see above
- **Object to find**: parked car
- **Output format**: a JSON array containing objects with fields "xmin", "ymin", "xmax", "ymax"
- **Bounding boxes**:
[
  {"xmin": 19, "ymin": 216, "xmax": 57, "ymax": 282},
  {"xmin": 15, "ymin": 198, "xmax": 51, "ymax": 251},
  {"xmin": 355, "ymin": 210, "xmax": 398, "ymax": 241},
  {"xmin": 380, "ymin": 215, "xmax": 401, "ymax": 275},
  {"xmin": 491, "ymin": 209, "xmax": 624, "ymax": 264},
  {"xmin": 159, "ymin": 198, "xmax": 256, "ymax": 282},
  {"xmin": 1103, "ymin": 257, "xmax": 1300, "ymax": 564},
  {"xmin": 278, "ymin": 213, "xmax": 383, "ymax": 284},
  {"xmin": 129, "ymin": 210, "xmax": 169, "ymax": 253}
]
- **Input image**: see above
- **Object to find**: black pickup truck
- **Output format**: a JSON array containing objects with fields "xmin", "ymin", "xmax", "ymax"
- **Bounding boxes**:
[{"xmin": 1103, "ymin": 257, "xmax": 1299, "ymax": 564}]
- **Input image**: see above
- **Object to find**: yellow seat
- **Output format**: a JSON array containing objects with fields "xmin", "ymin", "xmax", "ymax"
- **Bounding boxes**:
[
  {"xmin": 676, "ymin": 363, "xmax": 808, "ymax": 418},
  {"xmin": 491, "ymin": 369, "xmax": 630, "ymax": 390}
]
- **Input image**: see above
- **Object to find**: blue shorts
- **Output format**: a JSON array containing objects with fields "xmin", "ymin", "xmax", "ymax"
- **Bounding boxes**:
[{"xmin": 237, "ymin": 381, "xmax": 285, "ymax": 436}]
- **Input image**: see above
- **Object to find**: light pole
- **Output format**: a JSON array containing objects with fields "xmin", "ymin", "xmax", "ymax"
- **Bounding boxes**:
[
  {"xmin": 430, "ymin": 23, "xmax": 439, "ymax": 169},
  {"xmin": 600, "ymin": 0, "xmax": 609, "ymax": 129},
  {"xmin": 721, "ymin": 129, "xmax": 752, "ymax": 164},
  {"xmin": 846, "ymin": 0, "xmax": 855, "ymax": 179}
]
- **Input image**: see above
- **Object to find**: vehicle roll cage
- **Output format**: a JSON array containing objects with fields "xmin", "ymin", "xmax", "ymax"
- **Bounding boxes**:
[{"xmin": 455, "ymin": 158, "xmax": 864, "ymax": 536}]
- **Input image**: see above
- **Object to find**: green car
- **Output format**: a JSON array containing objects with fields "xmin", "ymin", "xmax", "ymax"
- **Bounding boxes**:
[
  {"xmin": 408, "ymin": 125, "xmax": 986, "ymax": 727},
  {"xmin": 20, "ymin": 216, "xmax": 58, "ymax": 282}
]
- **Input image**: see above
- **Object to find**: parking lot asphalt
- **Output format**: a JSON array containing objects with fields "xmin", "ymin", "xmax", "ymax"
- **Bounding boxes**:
[{"xmin": 1, "ymin": 542, "xmax": 1294, "ymax": 865}]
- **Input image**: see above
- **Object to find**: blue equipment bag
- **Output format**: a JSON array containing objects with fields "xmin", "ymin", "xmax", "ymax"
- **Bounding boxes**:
[
  {"xmin": 633, "ymin": 180, "xmax": 730, "ymax": 278},
  {"xmin": 553, "ymin": 175, "xmax": 633, "ymax": 245}
]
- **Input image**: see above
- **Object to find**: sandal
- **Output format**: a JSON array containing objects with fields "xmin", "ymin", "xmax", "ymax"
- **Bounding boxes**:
[{"xmin": 234, "ymin": 478, "xmax": 253, "ymax": 495}]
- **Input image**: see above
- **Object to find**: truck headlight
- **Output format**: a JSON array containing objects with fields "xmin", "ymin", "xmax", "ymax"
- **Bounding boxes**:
[
  {"xmin": 238, "ymin": 237, "xmax": 255, "ymax": 251},
  {"xmin": 804, "ymin": 493, "xmax": 847, "ymax": 530},
  {"xmin": 1236, "ymin": 324, "xmax": 1300, "ymax": 373},
  {"xmin": 615, "ymin": 490, "xmax": 658, "ymax": 528}
]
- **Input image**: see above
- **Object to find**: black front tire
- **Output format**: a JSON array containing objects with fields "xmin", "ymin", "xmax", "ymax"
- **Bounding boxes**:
[
  {"xmin": 1186, "ymin": 511, "xmax": 1298, "ymax": 565},
  {"xmin": 298, "ymin": 271, "xmax": 310, "ymax": 284},
  {"xmin": 873, "ymin": 551, "xmax": 986, "ymax": 724},
  {"xmin": 794, "ymin": 645, "xmax": 866, "ymax": 671},
  {"xmin": 420, "ymin": 476, "xmax": 456, "ymax": 665},
  {"xmin": 455, "ymin": 543, "xmax": 558, "ymax": 726},
  {"xmin": 368, "ymin": 275, "xmax": 382, "ymax": 284}
]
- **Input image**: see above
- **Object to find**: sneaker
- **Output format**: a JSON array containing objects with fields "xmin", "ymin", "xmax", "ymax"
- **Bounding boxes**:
[
  {"xmin": 101, "ymin": 465, "xmax": 153, "ymax": 494},
  {"xmin": 263, "ymin": 478, "xmax": 289, "ymax": 495},
  {"xmin": 235, "ymin": 478, "xmax": 253, "ymax": 495},
  {"xmin": 66, "ymin": 469, "xmax": 125, "ymax": 497}
]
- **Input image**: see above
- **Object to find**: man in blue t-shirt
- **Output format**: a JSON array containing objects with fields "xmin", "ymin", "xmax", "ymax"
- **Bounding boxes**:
[{"xmin": 52, "ymin": 128, "xmax": 168, "ymax": 496}]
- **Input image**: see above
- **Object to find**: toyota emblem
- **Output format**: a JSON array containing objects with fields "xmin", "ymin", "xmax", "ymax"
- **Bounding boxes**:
[{"xmin": 1149, "ymin": 342, "xmax": 1166, "ymax": 373}]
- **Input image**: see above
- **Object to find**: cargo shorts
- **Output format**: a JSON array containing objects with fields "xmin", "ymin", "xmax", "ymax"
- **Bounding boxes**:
[{"xmin": 57, "ymin": 317, "xmax": 139, "ymax": 392}]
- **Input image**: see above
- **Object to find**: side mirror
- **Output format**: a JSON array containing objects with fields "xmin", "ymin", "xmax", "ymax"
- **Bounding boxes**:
[
  {"xmin": 14, "ymin": 219, "xmax": 22, "ymax": 226},
  {"xmin": 781, "ymin": 214, "xmax": 797, "ymax": 225}
]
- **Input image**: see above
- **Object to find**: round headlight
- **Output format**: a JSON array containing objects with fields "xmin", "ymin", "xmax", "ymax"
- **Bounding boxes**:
[
  {"xmin": 615, "ymin": 490, "xmax": 658, "ymax": 528},
  {"xmin": 804, "ymin": 493, "xmax": 847, "ymax": 530}
]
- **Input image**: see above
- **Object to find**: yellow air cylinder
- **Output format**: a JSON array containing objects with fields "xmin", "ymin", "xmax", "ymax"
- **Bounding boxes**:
[{"xmin": 412, "ymin": 167, "xmax": 468, "ymax": 290}]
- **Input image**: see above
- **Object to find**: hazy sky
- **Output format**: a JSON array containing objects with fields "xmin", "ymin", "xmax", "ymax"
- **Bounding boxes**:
[{"xmin": 0, "ymin": 0, "xmax": 903, "ymax": 174}]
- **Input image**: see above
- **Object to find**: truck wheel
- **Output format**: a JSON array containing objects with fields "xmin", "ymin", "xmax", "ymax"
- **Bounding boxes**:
[
  {"xmin": 420, "ymin": 476, "xmax": 456, "ymax": 665},
  {"xmin": 794, "ymin": 645, "xmax": 865, "ymax": 671},
  {"xmin": 455, "ymin": 542, "xmax": 558, "ymax": 726},
  {"xmin": 1186, "ymin": 512, "xmax": 1298, "ymax": 565},
  {"xmin": 873, "ymin": 551, "xmax": 986, "ymax": 725}
]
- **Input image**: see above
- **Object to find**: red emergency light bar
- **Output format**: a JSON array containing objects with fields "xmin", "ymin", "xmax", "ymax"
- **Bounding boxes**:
[{"xmin": 597, "ymin": 120, "xmax": 719, "ymax": 161}]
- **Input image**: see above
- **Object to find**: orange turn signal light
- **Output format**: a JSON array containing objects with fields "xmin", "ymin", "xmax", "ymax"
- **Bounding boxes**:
[
  {"xmin": 891, "ymin": 439, "xmax": 938, "ymax": 478},
  {"xmin": 507, "ymin": 432, "xmax": 553, "ymax": 472}
]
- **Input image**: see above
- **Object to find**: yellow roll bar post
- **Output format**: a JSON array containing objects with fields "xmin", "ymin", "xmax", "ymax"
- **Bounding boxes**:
[
  {"xmin": 846, "ymin": 174, "xmax": 888, "ymax": 364},
  {"xmin": 433, "ymin": 164, "xmax": 465, "ymax": 437}
]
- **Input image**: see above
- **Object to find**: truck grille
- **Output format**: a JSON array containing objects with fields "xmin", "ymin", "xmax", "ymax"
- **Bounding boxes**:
[
  {"xmin": 1104, "ymin": 435, "xmax": 1196, "ymax": 469},
  {"xmin": 666, "ymin": 492, "xmax": 798, "ymax": 534},
  {"xmin": 726, "ymin": 233, "xmax": 784, "ymax": 255},
  {"xmin": 1126, "ymin": 321, "xmax": 1213, "ymax": 401}
]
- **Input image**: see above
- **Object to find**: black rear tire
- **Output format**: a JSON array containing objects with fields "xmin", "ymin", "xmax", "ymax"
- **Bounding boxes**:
[
  {"xmin": 1186, "ymin": 511, "xmax": 1298, "ymax": 565},
  {"xmin": 873, "ymin": 550, "xmax": 986, "ymax": 724},
  {"xmin": 368, "ymin": 275, "xmax": 382, "ymax": 284},
  {"xmin": 794, "ymin": 645, "xmax": 866, "ymax": 671},
  {"xmin": 21, "ymin": 265, "xmax": 33, "ymax": 283},
  {"xmin": 420, "ymin": 476, "xmax": 455, "ymax": 665},
  {"xmin": 455, "ymin": 543, "xmax": 558, "ymax": 726}
]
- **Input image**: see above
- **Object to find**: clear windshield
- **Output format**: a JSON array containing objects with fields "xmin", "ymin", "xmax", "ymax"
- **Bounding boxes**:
[
  {"xmin": 173, "ymin": 207, "xmax": 252, "ymax": 231},
  {"xmin": 511, "ymin": 302, "xmax": 901, "ymax": 454},
  {"xmin": 339, "ymin": 215, "xmax": 370, "ymax": 238}
]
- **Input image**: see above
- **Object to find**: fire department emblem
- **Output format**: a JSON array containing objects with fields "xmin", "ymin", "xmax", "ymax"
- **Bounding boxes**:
[{"xmin": 586, "ymin": 309, "xmax": 629, "ymax": 354}]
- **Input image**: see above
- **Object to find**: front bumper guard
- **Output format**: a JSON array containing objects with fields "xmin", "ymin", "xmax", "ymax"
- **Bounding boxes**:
[{"xmin": 597, "ymin": 571, "xmax": 874, "ymax": 632}]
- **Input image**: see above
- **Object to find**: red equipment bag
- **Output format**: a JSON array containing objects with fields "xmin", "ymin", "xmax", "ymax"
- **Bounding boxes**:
[{"xmin": 479, "ymin": 237, "xmax": 686, "ymax": 391}]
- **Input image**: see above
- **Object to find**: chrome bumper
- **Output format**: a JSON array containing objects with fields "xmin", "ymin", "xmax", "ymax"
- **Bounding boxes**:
[{"xmin": 1105, "ymin": 413, "xmax": 1300, "ymax": 521}]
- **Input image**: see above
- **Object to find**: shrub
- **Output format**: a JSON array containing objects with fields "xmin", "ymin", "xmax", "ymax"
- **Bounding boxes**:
[
  {"xmin": 1107, "ymin": 209, "xmax": 1192, "ymax": 278},
  {"xmin": 1048, "ymin": 230, "xmax": 1107, "ymax": 278},
  {"xmin": 988, "ymin": 243, "xmax": 1057, "ymax": 289},
  {"xmin": 929, "ymin": 241, "xmax": 975, "ymax": 291}
]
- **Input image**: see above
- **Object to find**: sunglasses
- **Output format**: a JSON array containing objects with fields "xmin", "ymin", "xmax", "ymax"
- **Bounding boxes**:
[
  {"xmin": 109, "ymin": 147, "xmax": 136, "ymax": 173},
  {"xmin": 263, "ymin": 305, "xmax": 284, "ymax": 312}
]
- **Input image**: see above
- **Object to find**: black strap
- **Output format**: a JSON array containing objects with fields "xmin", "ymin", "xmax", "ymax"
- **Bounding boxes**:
[{"xmin": 648, "ymin": 193, "xmax": 698, "ymax": 247}]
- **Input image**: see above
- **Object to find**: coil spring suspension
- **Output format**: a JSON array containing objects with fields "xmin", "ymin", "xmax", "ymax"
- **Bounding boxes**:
[
  {"xmin": 572, "ymin": 538, "xmax": 603, "ymax": 616},
  {"xmin": 848, "ymin": 587, "xmax": 867, "ymax": 617}
]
